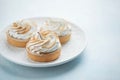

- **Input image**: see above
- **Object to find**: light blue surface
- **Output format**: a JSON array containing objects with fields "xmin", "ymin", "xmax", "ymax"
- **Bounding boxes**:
[{"xmin": 0, "ymin": 0, "xmax": 120, "ymax": 80}]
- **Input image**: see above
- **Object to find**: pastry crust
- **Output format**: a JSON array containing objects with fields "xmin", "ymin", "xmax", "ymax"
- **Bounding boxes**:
[
  {"xmin": 26, "ymin": 48, "xmax": 61, "ymax": 62},
  {"xmin": 59, "ymin": 34, "xmax": 71, "ymax": 44},
  {"xmin": 6, "ymin": 32, "xmax": 29, "ymax": 47}
]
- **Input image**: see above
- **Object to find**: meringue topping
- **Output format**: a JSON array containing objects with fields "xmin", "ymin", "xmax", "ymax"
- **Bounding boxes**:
[
  {"xmin": 8, "ymin": 20, "xmax": 36, "ymax": 40},
  {"xmin": 11, "ymin": 21, "xmax": 31, "ymax": 34},
  {"xmin": 41, "ymin": 18, "xmax": 71, "ymax": 36},
  {"xmin": 26, "ymin": 31, "xmax": 61, "ymax": 55}
]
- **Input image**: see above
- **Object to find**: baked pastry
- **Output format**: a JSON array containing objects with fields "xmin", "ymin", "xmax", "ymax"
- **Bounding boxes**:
[
  {"xmin": 6, "ymin": 20, "xmax": 36, "ymax": 47},
  {"xmin": 26, "ymin": 30, "xmax": 61, "ymax": 62},
  {"xmin": 40, "ymin": 18, "xmax": 71, "ymax": 44}
]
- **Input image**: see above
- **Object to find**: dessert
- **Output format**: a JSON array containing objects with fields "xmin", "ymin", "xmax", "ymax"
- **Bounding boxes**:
[
  {"xmin": 40, "ymin": 18, "xmax": 71, "ymax": 44},
  {"xmin": 26, "ymin": 30, "xmax": 61, "ymax": 62},
  {"xmin": 6, "ymin": 20, "xmax": 36, "ymax": 47}
]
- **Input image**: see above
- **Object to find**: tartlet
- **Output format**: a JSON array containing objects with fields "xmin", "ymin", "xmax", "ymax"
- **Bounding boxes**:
[
  {"xmin": 26, "ymin": 30, "xmax": 61, "ymax": 62},
  {"xmin": 6, "ymin": 20, "xmax": 36, "ymax": 47},
  {"xmin": 40, "ymin": 18, "xmax": 71, "ymax": 44}
]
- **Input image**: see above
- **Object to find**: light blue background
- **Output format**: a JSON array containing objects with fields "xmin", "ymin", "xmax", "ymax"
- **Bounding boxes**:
[{"xmin": 0, "ymin": 0, "xmax": 120, "ymax": 80}]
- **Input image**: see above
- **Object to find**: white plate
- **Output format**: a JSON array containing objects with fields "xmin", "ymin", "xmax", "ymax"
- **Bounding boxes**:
[{"xmin": 0, "ymin": 17, "xmax": 87, "ymax": 67}]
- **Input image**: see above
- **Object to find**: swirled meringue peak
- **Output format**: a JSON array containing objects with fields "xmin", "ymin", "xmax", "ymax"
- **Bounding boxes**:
[{"xmin": 8, "ymin": 20, "xmax": 37, "ymax": 40}]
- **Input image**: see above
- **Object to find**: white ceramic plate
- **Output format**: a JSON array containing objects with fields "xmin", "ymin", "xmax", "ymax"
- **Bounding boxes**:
[{"xmin": 0, "ymin": 17, "xmax": 87, "ymax": 67}]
